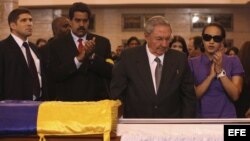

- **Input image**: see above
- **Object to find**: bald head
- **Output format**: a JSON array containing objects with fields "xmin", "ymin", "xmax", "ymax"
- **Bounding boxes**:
[{"xmin": 52, "ymin": 17, "xmax": 71, "ymax": 38}]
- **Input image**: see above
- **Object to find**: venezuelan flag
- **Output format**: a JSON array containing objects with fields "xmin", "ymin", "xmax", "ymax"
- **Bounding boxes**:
[{"xmin": 0, "ymin": 100, "xmax": 121, "ymax": 141}]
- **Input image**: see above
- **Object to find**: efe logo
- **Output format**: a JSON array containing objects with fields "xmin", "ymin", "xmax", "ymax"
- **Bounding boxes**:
[
  {"xmin": 228, "ymin": 129, "xmax": 246, "ymax": 136},
  {"xmin": 224, "ymin": 125, "xmax": 250, "ymax": 141}
]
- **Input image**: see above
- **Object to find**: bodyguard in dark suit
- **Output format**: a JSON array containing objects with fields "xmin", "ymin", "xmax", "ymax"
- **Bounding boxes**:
[
  {"xmin": 110, "ymin": 16, "xmax": 196, "ymax": 118},
  {"xmin": 0, "ymin": 8, "xmax": 47, "ymax": 100},
  {"xmin": 48, "ymin": 2, "xmax": 112, "ymax": 101},
  {"xmin": 39, "ymin": 17, "xmax": 71, "ymax": 100}
]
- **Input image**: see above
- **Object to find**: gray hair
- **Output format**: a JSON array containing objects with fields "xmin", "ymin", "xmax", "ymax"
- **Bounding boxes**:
[{"xmin": 144, "ymin": 16, "xmax": 172, "ymax": 34}]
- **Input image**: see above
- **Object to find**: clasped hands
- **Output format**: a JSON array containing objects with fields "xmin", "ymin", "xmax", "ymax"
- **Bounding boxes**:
[
  {"xmin": 77, "ymin": 37, "xmax": 96, "ymax": 62},
  {"xmin": 209, "ymin": 47, "xmax": 224, "ymax": 78}
]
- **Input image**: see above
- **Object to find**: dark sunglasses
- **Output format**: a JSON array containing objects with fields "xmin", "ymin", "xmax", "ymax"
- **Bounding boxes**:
[{"xmin": 202, "ymin": 34, "xmax": 223, "ymax": 43}]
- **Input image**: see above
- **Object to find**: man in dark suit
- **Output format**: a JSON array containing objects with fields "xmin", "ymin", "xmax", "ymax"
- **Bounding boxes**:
[
  {"xmin": 39, "ymin": 17, "xmax": 71, "ymax": 100},
  {"xmin": 0, "ymin": 8, "xmax": 47, "ymax": 100},
  {"xmin": 48, "ymin": 2, "xmax": 112, "ymax": 101},
  {"xmin": 110, "ymin": 16, "xmax": 196, "ymax": 118}
]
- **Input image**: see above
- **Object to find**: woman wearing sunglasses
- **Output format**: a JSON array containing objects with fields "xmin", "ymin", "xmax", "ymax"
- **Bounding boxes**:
[{"xmin": 188, "ymin": 23, "xmax": 244, "ymax": 118}]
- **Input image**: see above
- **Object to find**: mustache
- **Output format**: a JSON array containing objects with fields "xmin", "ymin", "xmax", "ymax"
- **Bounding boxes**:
[{"xmin": 77, "ymin": 26, "xmax": 86, "ymax": 31}]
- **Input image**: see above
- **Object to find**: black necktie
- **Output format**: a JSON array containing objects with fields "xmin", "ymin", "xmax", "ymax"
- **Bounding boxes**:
[
  {"xmin": 155, "ymin": 57, "xmax": 162, "ymax": 93},
  {"xmin": 23, "ymin": 42, "xmax": 40, "ymax": 99}
]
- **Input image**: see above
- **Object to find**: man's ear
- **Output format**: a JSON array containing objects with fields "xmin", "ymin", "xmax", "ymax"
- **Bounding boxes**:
[
  {"xmin": 9, "ymin": 22, "xmax": 16, "ymax": 30},
  {"xmin": 144, "ymin": 32, "xmax": 149, "ymax": 42}
]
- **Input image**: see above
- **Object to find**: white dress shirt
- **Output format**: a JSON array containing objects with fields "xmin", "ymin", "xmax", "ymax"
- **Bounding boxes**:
[
  {"xmin": 146, "ymin": 45, "xmax": 164, "ymax": 93},
  {"xmin": 71, "ymin": 31, "xmax": 87, "ymax": 69}
]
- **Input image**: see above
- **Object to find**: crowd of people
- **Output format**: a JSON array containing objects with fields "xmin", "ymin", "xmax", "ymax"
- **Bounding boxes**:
[{"xmin": 0, "ymin": 2, "xmax": 249, "ymax": 118}]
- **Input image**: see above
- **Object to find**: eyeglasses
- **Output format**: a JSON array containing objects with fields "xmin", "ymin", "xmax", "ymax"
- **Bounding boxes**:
[{"xmin": 202, "ymin": 34, "xmax": 223, "ymax": 43}]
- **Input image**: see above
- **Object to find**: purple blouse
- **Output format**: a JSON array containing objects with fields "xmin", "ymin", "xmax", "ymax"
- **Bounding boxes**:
[{"xmin": 189, "ymin": 54, "xmax": 244, "ymax": 118}]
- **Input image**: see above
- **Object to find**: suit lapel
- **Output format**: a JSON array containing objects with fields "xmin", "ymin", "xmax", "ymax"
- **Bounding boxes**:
[
  {"xmin": 136, "ymin": 46, "xmax": 155, "ymax": 96},
  {"xmin": 158, "ymin": 50, "xmax": 176, "ymax": 95},
  {"xmin": 86, "ymin": 33, "xmax": 93, "ymax": 40},
  {"xmin": 66, "ymin": 34, "xmax": 79, "ymax": 57},
  {"xmin": 6, "ymin": 36, "xmax": 29, "ymax": 69}
]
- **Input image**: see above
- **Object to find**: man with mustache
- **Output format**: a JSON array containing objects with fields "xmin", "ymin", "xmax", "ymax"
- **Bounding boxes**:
[
  {"xmin": 0, "ymin": 8, "xmax": 47, "ymax": 100},
  {"xmin": 48, "ymin": 2, "xmax": 112, "ymax": 101},
  {"xmin": 110, "ymin": 16, "xmax": 196, "ymax": 118}
]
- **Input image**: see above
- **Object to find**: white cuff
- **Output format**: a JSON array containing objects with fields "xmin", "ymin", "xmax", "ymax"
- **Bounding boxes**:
[{"xmin": 74, "ymin": 57, "xmax": 82, "ymax": 69}]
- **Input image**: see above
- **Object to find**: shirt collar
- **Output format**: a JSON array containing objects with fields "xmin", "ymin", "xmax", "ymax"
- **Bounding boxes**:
[
  {"xmin": 146, "ymin": 44, "xmax": 164, "ymax": 64},
  {"xmin": 11, "ymin": 33, "xmax": 29, "ymax": 48},
  {"xmin": 71, "ymin": 31, "xmax": 87, "ymax": 42},
  {"xmin": 201, "ymin": 54, "xmax": 213, "ymax": 65}
]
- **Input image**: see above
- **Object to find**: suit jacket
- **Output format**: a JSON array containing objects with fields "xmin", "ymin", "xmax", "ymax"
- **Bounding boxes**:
[
  {"xmin": 48, "ymin": 33, "xmax": 112, "ymax": 101},
  {"xmin": 0, "ymin": 35, "xmax": 47, "ymax": 100},
  {"xmin": 235, "ymin": 82, "xmax": 250, "ymax": 118},
  {"xmin": 110, "ymin": 46, "xmax": 196, "ymax": 118},
  {"xmin": 39, "ymin": 37, "xmax": 56, "ymax": 100}
]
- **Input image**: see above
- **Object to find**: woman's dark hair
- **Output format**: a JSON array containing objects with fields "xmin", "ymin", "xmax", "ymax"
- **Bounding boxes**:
[
  {"xmin": 193, "ymin": 36, "xmax": 204, "ymax": 52},
  {"xmin": 36, "ymin": 38, "xmax": 47, "ymax": 46},
  {"xmin": 225, "ymin": 46, "xmax": 239, "ymax": 56},
  {"xmin": 169, "ymin": 35, "xmax": 189, "ymax": 56},
  {"xmin": 239, "ymin": 41, "xmax": 250, "ymax": 84},
  {"xmin": 127, "ymin": 36, "xmax": 141, "ymax": 46},
  {"xmin": 69, "ymin": 2, "xmax": 91, "ymax": 20}
]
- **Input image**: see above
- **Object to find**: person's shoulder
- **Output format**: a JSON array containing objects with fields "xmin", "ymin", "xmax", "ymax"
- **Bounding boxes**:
[
  {"xmin": 0, "ymin": 35, "xmax": 11, "ymax": 43},
  {"xmin": 49, "ymin": 34, "xmax": 71, "ymax": 47},
  {"xmin": 189, "ymin": 54, "xmax": 202, "ymax": 60},
  {"xmin": 47, "ymin": 37, "xmax": 55, "ymax": 43},
  {"xmin": 56, "ymin": 33, "xmax": 71, "ymax": 41},
  {"xmin": 168, "ymin": 48, "xmax": 187, "ymax": 59},
  {"xmin": 125, "ymin": 45, "xmax": 144, "ymax": 53},
  {"xmin": 223, "ymin": 54, "xmax": 241, "ymax": 64},
  {"xmin": 0, "ymin": 40, "xmax": 3, "ymax": 51},
  {"xmin": 223, "ymin": 54, "xmax": 237, "ymax": 61},
  {"xmin": 188, "ymin": 54, "xmax": 203, "ymax": 65},
  {"xmin": 0, "ymin": 35, "xmax": 12, "ymax": 48},
  {"xmin": 88, "ymin": 33, "xmax": 109, "ymax": 42},
  {"xmin": 120, "ymin": 46, "xmax": 145, "ymax": 59},
  {"xmin": 0, "ymin": 39, "xmax": 4, "ymax": 47},
  {"xmin": 0, "ymin": 36, "xmax": 16, "ymax": 55}
]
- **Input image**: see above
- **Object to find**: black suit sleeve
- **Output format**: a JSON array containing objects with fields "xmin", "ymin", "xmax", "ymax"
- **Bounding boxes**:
[
  {"xmin": 110, "ymin": 51, "xmax": 128, "ymax": 100},
  {"xmin": 180, "ymin": 58, "xmax": 197, "ymax": 118},
  {"xmin": 48, "ymin": 38, "xmax": 80, "ymax": 82},
  {"xmin": 0, "ymin": 42, "xmax": 4, "ymax": 100},
  {"xmin": 88, "ymin": 38, "xmax": 113, "ymax": 79}
]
